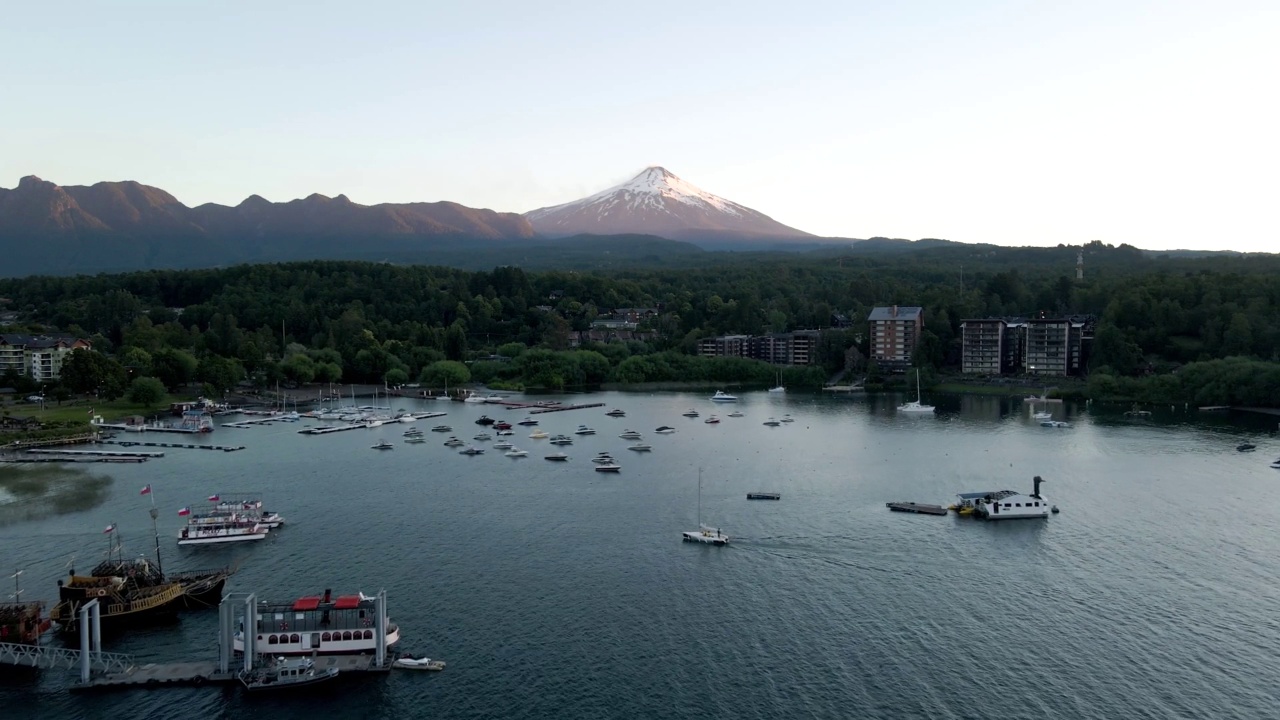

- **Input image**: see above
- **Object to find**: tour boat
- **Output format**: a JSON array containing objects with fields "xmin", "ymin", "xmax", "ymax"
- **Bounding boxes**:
[
  {"xmin": 711, "ymin": 391, "xmax": 738, "ymax": 402},
  {"xmin": 212, "ymin": 498, "xmax": 285, "ymax": 530},
  {"xmin": 682, "ymin": 409, "xmax": 700, "ymax": 417},
  {"xmin": 240, "ymin": 656, "xmax": 339, "ymax": 691},
  {"xmin": 763, "ymin": 418, "xmax": 781, "ymax": 427},
  {"xmin": 898, "ymin": 369, "xmax": 935, "ymax": 414},
  {"xmin": 178, "ymin": 516, "xmax": 268, "ymax": 545},
  {"xmin": 654, "ymin": 426, "xmax": 676, "ymax": 434},
  {"xmin": 393, "ymin": 655, "xmax": 446, "ymax": 671},
  {"xmin": 594, "ymin": 463, "xmax": 622, "ymax": 472},
  {"xmin": 683, "ymin": 469, "xmax": 728, "ymax": 545},
  {"xmin": 605, "ymin": 409, "xmax": 626, "ymax": 417},
  {"xmin": 371, "ymin": 440, "xmax": 394, "ymax": 450},
  {"xmin": 619, "ymin": 430, "xmax": 642, "ymax": 440},
  {"xmin": 545, "ymin": 453, "xmax": 569, "ymax": 461},
  {"xmin": 954, "ymin": 476, "xmax": 1053, "ymax": 520},
  {"xmin": 431, "ymin": 425, "xmax": 452, "ymax": 432},
  {"xmin": 234, "ymin": 589, "xmax": 400, "ymax": 656},
  {"xmin": 627, "ymin": 444, "xmax": 652, "ymax": 452},
  {"xmin": 529, "ymin": 429, "xmax": 549, "ymax": 439},
  {"xmin": 517, "ymin": 418, "xmax": 539, "ymax": 426},
  {"xmin": 444, "ymin": 437, "xmax": 465, "ymax": 447},
  {"xmin": 459, "ymin": 446, "xmax": 485, "ymax": 455},
  {"xmin": 504, "ymin": 447, "xmax": 528, "ymax": 457}
]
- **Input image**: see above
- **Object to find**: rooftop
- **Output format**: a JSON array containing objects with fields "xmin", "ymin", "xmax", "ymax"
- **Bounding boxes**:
[{"xmin": 867, "ymin": 306, "xmax": 923, "ymax": 321}]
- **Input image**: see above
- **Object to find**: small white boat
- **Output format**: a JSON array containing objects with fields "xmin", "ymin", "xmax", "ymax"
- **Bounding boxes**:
[
  {"xmin": 529, "ymin": 429, "xmax": 549, "ymax": 439},
  {"xmin": 704, "ymin": 416, "xmax": 720, "ymax": 424},
  {"xmin": 711, "ymin": 391, "xmax": 738, "ymax": 402},
  {"xmin": 404, "ymin": 437, "xmax": 426, "ymax": 444},
  {"xmin": 727, "ymin": 411, "xmax": 744, "ymax": 418},
  {"xmin": 654, "ymin": 426, "xmax": 676, "ymax": 434},
  {"xmin": 763, "ymin": 418, "xmax": 781, "ymax": 427},
  {"xmin": 683, "ymin": 469, "xmax": 728, "ymax": 545},
  {"xmin": 780, "ymin": 414, "xmax": 794, "ymax": 423},
  {"xmin": 682, "ymin": 409, "xmax": 699, "ymax": 417},
  {"xmin": 574, "ymin": 425, "xmax": 596, "ymax": 435},
  {"xmin": 595, "ymin": 464, "xmax": 622, "ymax": 472},
  {"xmin": 431, "ymin": 425, "xmax": 452, "ymax": 432},
  {"xmin": 493, "ymin": 441, "xmax": 513, "ymax": 450},
  {"xmin": 605, "ymin": 408, "xmax": 626, "ymax": 417},
  {"xmin": 459, "ymin": 446, "xmax": 485, "ymax": 455},
  {"xmin": 1040, "ymin": 420, "xmax": 1072, "ymax": 428},
  {"xmin": 545, "ymin": 453, "xmax": 569, "ymax": 461},
  {"xmin": 443, "ymin": 437, "xmax": 465, "ymax": 447},
  {"xmin": 393, "ymin": 655, "xmax": 445, "ymax": 672},
  {"xmin": 517, "ymin": 418, "xmax": 539, "ymax": 426},
  {"xmin": 549, "ymin": 435, "xmax": 573, "ymax": 445},
  {"xmin": 504, "ymin": 447, "xmax": 528, "ymax": 457},
  {"xmin": 495, "ymin": 429, "xmax": 513, "ymax": 436},
  {"xmin": 619, "ymin": 430, "xmax": 642, "ymax": 440},
  {"xmin": 898, "ymin": 369, "xmax": 936, "ymax": 414},
  {"xmin": 372, "ymin": 440, "xmax": 394, "ymax": 450},
  {"xmin": 1032, "ymin": 410, "xmax": 1053, "ymax": 420},
  {"xmin": 591, "ymin": 455, "xmax": 616, "ymax": 464},
  {"xmin": 473, "ymin": 432, "xmax": 492, "ymax": 441},
  {"xmin": 627, "ymin": 444, "xmax": 652, "ymax": 452},
  {"xmin": 767, "ymin": 385, "xmax": 785, "ymax": 394}
]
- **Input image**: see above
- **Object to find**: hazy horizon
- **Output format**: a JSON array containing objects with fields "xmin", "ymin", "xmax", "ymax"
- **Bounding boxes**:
[{"xmin": 3, "ymin": 1, "xmax": 1277, "ymax": 252}]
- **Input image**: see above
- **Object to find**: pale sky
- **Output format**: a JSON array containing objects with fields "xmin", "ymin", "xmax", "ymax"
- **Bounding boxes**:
[{"xmin": 3, "ymin": 1, "xmax": 1277, "ymax": 251}]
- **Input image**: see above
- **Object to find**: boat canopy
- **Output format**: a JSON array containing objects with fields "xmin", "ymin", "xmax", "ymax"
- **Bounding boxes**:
[
  {"xmin": 956, "ymin": 491, "xmax": 1002, "ymax": 500},
  {"xmin": 333, "ymin": 595, "xmax": 362, "ymax": 609},
  {"xmin": 292, "ymin": 596, "xmax": 322, "ymax": 611}
]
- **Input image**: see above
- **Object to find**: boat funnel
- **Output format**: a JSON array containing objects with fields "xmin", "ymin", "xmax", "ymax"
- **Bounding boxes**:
[
  {"xmin": 323, "ymin": 588, "xmax": 332, "ymax": 603},
  {"xmin": 1032, "ymin": 475, "xmax": 1045, "ymax": 499}
]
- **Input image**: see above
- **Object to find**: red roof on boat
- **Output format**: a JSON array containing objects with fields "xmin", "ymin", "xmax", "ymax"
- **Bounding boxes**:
[
  {"xmin": 292, "ymin": 596, "xmax": 322, "ymax": 611},
  {"xmin": 333, "ymin": 595, "xmax": 362, "ymax": 609}
]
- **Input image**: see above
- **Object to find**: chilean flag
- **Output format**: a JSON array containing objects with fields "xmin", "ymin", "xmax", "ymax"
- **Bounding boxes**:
[
  {"xmin": 103, "ymin": 523, "xmax": 116, "ymax": 534},
  {"xmin": 140, "ymin": 484, "xmax": 152, "ymax": 496},
  {"xmin": 177, "ymin": 507, "xmax": 191, "ymax": 516},
  {"xmin": 207, "ymin": 494, "xmax": 220, "ymax": 502}
]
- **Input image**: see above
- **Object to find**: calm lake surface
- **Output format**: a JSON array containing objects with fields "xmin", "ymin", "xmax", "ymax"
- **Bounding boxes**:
[{"xmin": 3, "ymin": 390, "xmax": 1279, "ymax": 719}]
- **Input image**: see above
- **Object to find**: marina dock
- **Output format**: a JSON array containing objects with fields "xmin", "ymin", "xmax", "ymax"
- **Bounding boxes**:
[
  {"xmin": 100, "ymin": 440, "xmax": 245, "ymax": 452},
  {"xmin": 529, "ymin": 403, "xmax": 606, "ymax": 414},
  {"xmin": 27, "ymin": 448, "xmax": 164, "ymax": 458},
  {"xmin": 747, "ymin": 492, "xmax": 781, "ymax": 500},
  {"xmin": 885, "ymin": 501, "xmax": 949, "ymax": 516},
  {"xmin": 298, "ymin": 423, "xmax": 368, "ymax": 435}
]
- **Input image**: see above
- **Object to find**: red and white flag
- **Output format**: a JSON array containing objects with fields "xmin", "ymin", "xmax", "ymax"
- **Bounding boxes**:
[
  {"xmin": 103, "ymin": 523, "xmax": 116, "ymax": 534},
  {"xmin": 177, "ymin": 507, "xmax": 191, "ymax": 516},
  {"xmin": 140, "ymin": 484, "xmax": 152, "ymax": 496},
  {"xmin": 207, "ymin": 494, "xmax": 220, "ymax": 502}
]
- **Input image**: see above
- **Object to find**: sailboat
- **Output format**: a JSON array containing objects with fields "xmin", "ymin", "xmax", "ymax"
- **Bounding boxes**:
[
  {"xmin": 682, "ymin": 469, "xmax": 729, "ymax": 546},
  {"xmin": 898, "ymin": 369, "xmax": 935, "ymax": 413},
  {"xmin": 768, "ymin": 369, "xmax": 785, "ymax": 394}
]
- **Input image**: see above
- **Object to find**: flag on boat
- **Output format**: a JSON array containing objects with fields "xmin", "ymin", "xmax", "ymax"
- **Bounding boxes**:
[
  {"xmin": 103, "ymin": 523, "xmax": 116, "ymax": 534},
  {"xmin": 177, "ymin": 507, "xmax": 191, "ymax": 516},
  {"xmin": 140, "ymin": 484, "xmax": 151, "ymax": 496},
  {"xmin": 207, "ymin": 494, "xmax": 220, "ymax": 502}
]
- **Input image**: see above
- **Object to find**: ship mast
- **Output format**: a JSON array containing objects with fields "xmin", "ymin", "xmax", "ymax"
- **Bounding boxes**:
[{"xmin": 147, "ymin": 487, "xmax": 164, "ymax": 574}]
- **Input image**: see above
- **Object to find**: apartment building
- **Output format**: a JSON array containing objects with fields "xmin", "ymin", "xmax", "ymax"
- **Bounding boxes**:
[
  {"xmin": 697, "ymin": 330, "xmax": 825, "ymax": 366},
  {"xmin": 866, "ymin": 306, "xmax": 923, "ymax": 373},
  {"xmin": 0, "ymin": 334, "xmax": 92, "ymax": 381}
]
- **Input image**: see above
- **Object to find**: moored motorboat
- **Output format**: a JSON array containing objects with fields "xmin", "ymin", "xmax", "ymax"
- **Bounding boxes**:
[
  {"xmin": 405, "ymin": 437, "xmax": 426, "ymax": 444},
  {"xmin": 529, "ymin": 429, "xmax": 549, "ymax": 439},
  {"xmin": 494, "ymin": 421, "xmax": 512, "ymax": 430},
  {"xmin": 682, "ymin": 409, "xmax": 700, "ymax": 417},
  {"xmin": 517, "ymin": 417, "xmax": 539, "ymax": 426},
  {"xmin": 762, "ymin": 418, "xmax": 781, "ymax": 426},
  {"xmin": 591, "ymin": 454, "xmax": 615, "ymax": 464},
  {"xmin": 459, "ymin": 446, "xmax": 485, "ymax": 455},
  {"xmin": 505, "ymin": 447, "xmax": 529, "ymax": 457},
  {"xmin": 444, "ymin": 437, "xmax": 465, "ymax": 447},
  {"xmin": 431, "ymin": 425, "xmax": 452, "ymax": 432},
  {"xmin": 594, "ymin": 463, "xmax": 622, "ymax": 472},
  {"xmin": 1040, "ymin": 420, "xmax": 1071, "ymax": 428},
  {"xmin": 574, "ymin": 425, "xmax": 596, "ymax": 435},
  {"xmin": 710, "ymin": 391, "xmax": 738, "ymax": 402},
  {"xmin": 627, "ymin": 444, "xmax": 652, "ymax": 452},
  {"xmin": 393, "ymin": 655, "xmax": 446, "ymax": 671},
  {"xmin": 619, "ymin": 430, "xmax": 642, "ymax": 440},
  {"xmin": 371, "ymin": 440, "xmax": 394, "ymax": 450},
  {"xmin": 473, "ymin": 432, "xmax": 492, "ymax": 441},
  {"xmin": 545, "ymin": 452, "xmax": 569, "ymax": 461},
  {"xmin": 654, "ymin": 426, "xmax": 676, "ymax": 434},
  {"xmin": 549, "ymin": 434, "xmax": 574, "ymax": 445},
  {"xmin": 704, "ymin": 416, "xmax": 720, "ymax": 424},
  {"xmin": 1237, "ymin": 443, "xmax": 1256, "ymax": 452},
  {"xmin": 475, "ymin": 415, "xmax": 495, "ymax": 426},
  {"xmin": 727, "ymin": 411, "xmax": 744, "ymax": 418},
  {"xmin": 493, "ymin": 441, "xmax": 513, "ymax": 450},
  {"xmin": 605, "ymin": 408, "xmax": 626, "ymax": 417},
  {"xmin": 239, "ymin": 656, "xmax": 339, "ymax": 691},
  {"xmin": 780, "ymin": 414, "xmax": 794, "ymax": 423}
]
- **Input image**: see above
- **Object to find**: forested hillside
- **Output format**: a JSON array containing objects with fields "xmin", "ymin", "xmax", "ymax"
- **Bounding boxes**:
[{"xmin": 2, "ymin": 241, "xmax": 1278, "ymax": 404}]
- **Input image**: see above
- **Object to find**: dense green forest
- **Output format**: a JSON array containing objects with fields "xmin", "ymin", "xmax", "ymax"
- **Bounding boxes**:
[{"xmin": 2, "ymin": 241, "xmax": 1278, "ymax": 405}]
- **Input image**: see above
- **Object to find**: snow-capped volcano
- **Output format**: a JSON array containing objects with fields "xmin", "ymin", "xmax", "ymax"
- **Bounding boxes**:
[{"xmin": 524, "ymin": 167, "xmax": 811, "ymax": 241}]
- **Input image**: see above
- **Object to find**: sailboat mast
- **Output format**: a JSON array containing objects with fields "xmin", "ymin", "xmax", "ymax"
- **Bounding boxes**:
[
  {"xmin": 147, "ymin": 487, "xmax": 163, "ymax": 574},
  {"xmin": 697, "ymin": 468, "xmax": 702, "ymax": 529}
]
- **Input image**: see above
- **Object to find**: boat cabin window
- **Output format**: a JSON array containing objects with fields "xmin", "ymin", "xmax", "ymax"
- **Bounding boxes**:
[
  {"xmin": 364, "ymin": 629, "xmax": 373, "ymax": 640},
  {"xmin": 290, "ymin": 633, "xmax": 300, "ymax": 643},
  {"xmin": 322, "ymin": 632, "xmax": 331, "ymax": 641},
  {"xmin": 343, "ymin": 631, "xmax": 353, "ymax": 641},
  {"xmin": 268, "ymin": 635, "xmax": 278, "ymax": 645},
  {"xmin": 1015, "ymin": 503, "xmax": 1022, "ymax": 507},
  {"xmin": 1003, "ymin": 503, "xmax": 1012, "ymax": 508}
]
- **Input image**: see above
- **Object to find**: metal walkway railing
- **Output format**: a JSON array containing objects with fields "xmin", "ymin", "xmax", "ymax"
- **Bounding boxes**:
[{"xmin": 0, "ymin": 642, "xmax": 135, "ymax": 674}]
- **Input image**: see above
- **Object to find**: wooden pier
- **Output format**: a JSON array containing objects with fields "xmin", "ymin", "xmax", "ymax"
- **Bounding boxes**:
[
  {"xmin": 885, "ymin": 501, "xmax": 949, "ymax": 516},
  {"xmin": 528, "ymin": 403, "xmax": 607, "ymax": 414},
  {"xmin": 100, "ymin": 440, "xmax": 245, "ymax": 452},
  {"xmin": 27, "ymin": 448, "xmax": 165, "ymax": 458}
]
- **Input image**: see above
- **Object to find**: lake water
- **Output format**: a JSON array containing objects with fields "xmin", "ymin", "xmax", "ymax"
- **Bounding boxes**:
[{"xmin": 3, "ymin": 391, "xmax": 1279, "ymax": 719}]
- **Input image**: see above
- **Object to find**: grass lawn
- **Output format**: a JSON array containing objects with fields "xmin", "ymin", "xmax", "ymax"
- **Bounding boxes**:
[{"xmin": 1, "ymin": 394, "xmax": 189, "ymax": 425}]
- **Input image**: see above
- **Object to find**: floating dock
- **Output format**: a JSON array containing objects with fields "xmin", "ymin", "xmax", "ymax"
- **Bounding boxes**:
[
  {"xmin": 885, "ymin": 501, "xmax": 949, "ymax": 516},
  {"xmin": 298, "ymin": 423, "xmax": 368, "ymax": 435},
  {"xmin": 529, "ymin": 403, "xmax": 606, "ymax": 414},
  {"xmin": 747, "ymin": 492, "xmax": 781, "ymax": 500},
  {"xmin": 100, "ymin": 440, "xmax": 244, "ymax": 452},
  {"xmin": 27, "ymin": 448, "xmax": 164, "ymax": 458},
  {"xmin": 0, "ymin": 456, "xmax": 147, "ymax": 464},
  {"xmin": 72, "ymin": 654, "xmax": 391, "ymax": 692},
  {"xmin": 90, "ymin": 422, "xmax": 208, "ymax": 434}
]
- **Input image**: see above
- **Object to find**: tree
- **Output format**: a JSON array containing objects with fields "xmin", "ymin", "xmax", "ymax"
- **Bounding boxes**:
[
  {"xmin": 384, "ymin": 368, "xmax": 409, "ymax": 387},
  {"xmin": 60, "ymin": 349, "xmax": 128, "ymax": 397},
  {"xmin": 418, "ymin": 360, "xmax": 470, "ymax": 388},
  {"xmin": 314, "ymin": 362, "xmax": 343, "ymax": 384},
  {"xmin": 117, "ymin": 346, "xmax": 153, "ymax": 376},
  {"xmin": 127, "ymin": 376, "xmax": 167, "ymax": 407},
  {"xmin": 151, "ymin": 348, "xmax": 198, "ymax": 390},
  {"xmin": 280, "ymin": 354, "xmax": 317, "ymax": 384},
  {"xmin": 196, "ymin": 355, "xmax": 245, "ymax": 397}
]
